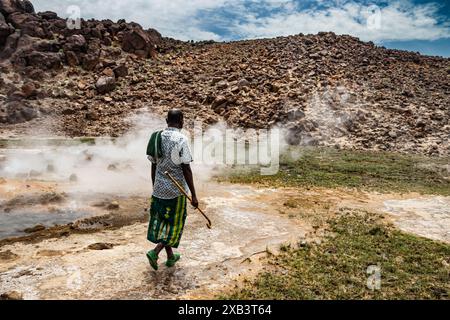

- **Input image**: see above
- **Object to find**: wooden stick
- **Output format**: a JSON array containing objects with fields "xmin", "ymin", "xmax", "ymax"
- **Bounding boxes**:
[{"xmin": 164, "ymin": 171, "xmax": 212, "ymax": 229}]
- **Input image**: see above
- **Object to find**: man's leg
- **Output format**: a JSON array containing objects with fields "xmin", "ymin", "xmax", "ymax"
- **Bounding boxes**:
[
  {"xmin": 153, "ymin": 243, "xmax": 165, "ymax": 256},
  {"xmin": 165, "ymin": 245, "xmax": 174, "ymax": 259},
  {"xmin": 164, "ymin": 245, "xmax": 181, "ymax": 267},
  {"xmin": 147, "ymin": 243, "xmax": 165, "ymax": 271}
]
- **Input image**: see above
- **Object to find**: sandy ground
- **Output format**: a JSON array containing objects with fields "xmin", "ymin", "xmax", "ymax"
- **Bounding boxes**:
[
  {"xmin": 1, "ymin": 178, "xmax": 449, "ymax": 299},
  {"xmin": 0, "ymin": 182, "xmax": 312, "ymax": 300}
]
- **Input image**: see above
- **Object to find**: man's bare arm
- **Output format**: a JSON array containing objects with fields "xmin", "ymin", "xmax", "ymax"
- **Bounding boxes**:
[
  {"xmin": 151, "ymin": 163, "xmax": 156, "ymax": 186},
  {"xmin": 181, "ymin": 164, "xmax": 198, "ymax": 208}
]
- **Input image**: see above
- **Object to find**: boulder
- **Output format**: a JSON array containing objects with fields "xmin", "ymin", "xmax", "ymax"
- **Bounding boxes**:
[
  {"xmin": 102, "ymin": 67, "xmax": 115, "ymax": 77},
  {"xmin": 0, "ymin": 30, "xmax": 18, "ymax": 57},
  {"xmin": 7, "ymin": 12, "xmax": 47, "ymax": 38},
  {"xmin": 146, "ymin": 28, "xmax": 162, "ymax": 45},
  {"xmin": 211, "ymin": 95, "xmax": 228, "ymax": 110},
  {"xmin": 0, "ymin": 20, "xmax": 14, "ymax": 46},
  {"xmin": 65, "ymin": 50, "xmax": 79, "ymax": 66},
  {"xmin": 6, "ymin": 11, "xmax": 36, "ymax": 28},
  {"xmin": 38, "ymin": 11, "xmax": 57, "ymax": 20},
  {"xmin": 113, "ymin": 64, "xmax": 128, "ymax": 78},
  {"xmin": 81, "ymin": 53, "xmax": 99, "ymax": 71},
  {"xmin": 1, "ymin": 0, "xmax": 35, "ymax": 16},
  {"xmin": 21, "ymin": 81, "xmax": 36, "ymax": 98},
  {"xmin": 64, "ymin": 34, "xmax": 87, "ymax": 52},
  {"xmin": 23, "ymin": 51, "xmax": 63, "ymax": 70},
  {"xmin": 95, "ymin": 76, "xmax": 116, "ymax": 94},
  {"xmin": 1, "ymin": 101, "xmax": 38, "ymax": 124},
  {"xmin": 121, "ymin": 27, "xmax": 156, "ymax": 59}
]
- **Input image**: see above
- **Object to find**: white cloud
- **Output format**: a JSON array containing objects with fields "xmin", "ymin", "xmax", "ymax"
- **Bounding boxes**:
[
  {"xmin": 232, "ymin": 1, "xmax": 450, "ymax": 42},
  {"xmin": 33, "ymin": 0, "xmax": 235, "ymax": 40},
  {"xmin": 32, "ymin": 0, "xmax": 450, "ymax": 42}
]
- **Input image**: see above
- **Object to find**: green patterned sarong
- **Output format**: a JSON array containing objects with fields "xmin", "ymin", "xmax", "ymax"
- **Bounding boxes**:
[{"xmin": 147, "ymin": 195, "xmax": 187, "ymax": 248}]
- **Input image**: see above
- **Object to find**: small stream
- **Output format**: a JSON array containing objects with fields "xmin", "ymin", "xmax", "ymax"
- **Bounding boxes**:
[{"xmin": 0, "ymin": 210, "xmax": 93, "ymax": 240}]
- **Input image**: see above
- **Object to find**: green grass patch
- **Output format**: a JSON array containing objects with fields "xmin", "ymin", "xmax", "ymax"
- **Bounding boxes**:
[
  {"xmin": 220, "ymin": 147, "xmax": 450, "ymax": 195},
  {"xmin": 224, "ymin": 211, "xmax": 450, "ymax": 300}
]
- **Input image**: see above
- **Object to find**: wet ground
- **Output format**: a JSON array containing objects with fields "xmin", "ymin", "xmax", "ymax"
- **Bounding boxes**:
[
  {"xmin": 0, "ymin": 183, "xmax": 309, "ymax": 300},
  {"xmin": 1, "ymin": 143, "xmax": 450, "ymax": 299}
]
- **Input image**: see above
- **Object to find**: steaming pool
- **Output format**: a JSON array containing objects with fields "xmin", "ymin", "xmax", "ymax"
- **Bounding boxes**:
[
  {"xmin": 0, "ymin": 210, "xmax": 94, "ymax": 240},
  {"xmin": 0, "ymin": 137, "xmax": 152, "ymax": 241}
]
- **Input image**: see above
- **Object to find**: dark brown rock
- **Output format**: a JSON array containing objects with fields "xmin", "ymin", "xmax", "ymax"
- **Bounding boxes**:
[
  {"xmin": 81, "ymin": 53, "xmax": 99, "ymax": 71},
  {"xmin": 38, "ymin": 11, "xmax": 57, "ymax": 20},
  {"xmin": 212, "ymin": 95, "xmax": 228, "ymax": 110},
  {"xmin": 21, "ymin": 81, "xmax": 36, "ymax": 98},
  {"xmin": 0, "ymin": 0, "xmax": 34, "ymax": 16},
  {"xmin": 64, "ymin": 34, "xmax": 87, "ymax": 52},
  {"xmin": 87, "ymin": 243, "xmax": 115, "ymax": 250},
  {"xmin": 0, "ymin": 28, "xmax": 18, "ymax": 57},
  {"xmin": 22, "ymin": 51, "xmax": 63, "ymax": 70},
  {"xmin": 1, "ymin": 101, "xmax": 38, "ymax": 124},
  {"xmin": 121, "ymin": 27, "xmax": 156, "ymax": 59},
  {"xmin": 85, "ymin": 110, "xmax": 99, "ymax": 120},
  {"xmin": 24, "ymin": 224, "xmax": 45, "ymax": 233},
  {"xmin": 113, "ymin": 64, "xmax": 128, "ymax": 78},
  {"xmin": 0, "ymin": 19, "xmax": 14, "ymax": 46},
  {"xmin": 65, "ymin": 50, "xmax": 79, "ymax": 66},
  {"xmin": 95, "ymin": 76, "xmax": 116, "ymax": 94}
]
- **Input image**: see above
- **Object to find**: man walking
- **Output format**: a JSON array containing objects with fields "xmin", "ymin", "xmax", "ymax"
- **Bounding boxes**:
[{"xmin": 146, "ymin": 110, "xmax": 198, "ymax": 270}]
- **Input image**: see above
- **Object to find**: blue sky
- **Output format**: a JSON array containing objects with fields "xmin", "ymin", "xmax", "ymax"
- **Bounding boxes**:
[{"xmin": 34, "ymin": 0, "xmax": 450, "ymax": 57}]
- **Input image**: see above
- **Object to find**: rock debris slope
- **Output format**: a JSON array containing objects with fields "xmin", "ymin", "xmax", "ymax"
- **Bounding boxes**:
[{"xmin": 1, "ymin": 0, "xmax": 449, "ymax": 155}]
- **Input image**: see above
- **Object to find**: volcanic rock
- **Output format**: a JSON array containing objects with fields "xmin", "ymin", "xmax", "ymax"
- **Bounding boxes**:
[
  {"xmin": 38, "ymin": 11, "xmax": 57, "ymax": 20},
  {"xmin": 0, "ymin": 0, "xmax": 34, "ymax": 16},
  {"xmin": 65, "ymin": 50, "xmax": 79, "ymax": 66},
  {"xmin": 24, "ymin": 224, "xmax": 45, "ymax": 233},
  {"xmin": 95, "ymin": 76, "xmax": 116, "ymax": 94},
  {"xmin": 122, "ymin": 27, "xmax": 156, "ymax": 59},
  {"xmin": 0, "ymin": 19, "xmax": 14, "ymax": 46},
  {"xmin": 0, "ymin": 1, "xmax": 448, "ymax": 156},
  {"xmin": 87, "ymin": 243, "xmax": 115, "ymax": 250},
  {"xmin": 81, "ymin": 53, "xmax": 99, "ymax": 71},
  {"xmin": 21, "ymin": 81, "xmax": 36, "ymax": 98},
  {"xmin": 22, "ymin": 51, "xmax": 63, "ymax": 70},
  {"xmin": 113, "ymin": 64, "xmax": 128, "ymax": 78},
  {"xmin": 1, "ymin": 101, "xmax": 37, "ymax": 123},
  {"xmin": 64, "ymin": 34, "xmax": 87, "ymax": 52}
]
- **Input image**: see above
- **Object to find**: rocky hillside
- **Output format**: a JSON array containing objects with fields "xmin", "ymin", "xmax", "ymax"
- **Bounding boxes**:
[{"xmin": 1, "ymin": 0, "xmax": 449, "ymax": 155}]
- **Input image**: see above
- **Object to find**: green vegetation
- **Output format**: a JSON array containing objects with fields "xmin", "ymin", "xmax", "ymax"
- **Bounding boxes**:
[
  {"xmin": 221, "ymin": 148, "xmax": 450, "ymax": 299},
  {"xmin": 225, "ymin": 210, "xmax": 450, "ymax": 300},
  {"xmin": 220, "ymin": 147, "xmax": 450, "ymax": 195}
]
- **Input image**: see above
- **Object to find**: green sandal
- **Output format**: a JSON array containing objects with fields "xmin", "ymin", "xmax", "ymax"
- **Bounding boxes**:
[
  {"xmin": 165, "ymin": 253, "xmax": 181, "ymax": 268},
  {"xmin": 146, "ymin": 250, "xmax": 159, "ymax": 271}
]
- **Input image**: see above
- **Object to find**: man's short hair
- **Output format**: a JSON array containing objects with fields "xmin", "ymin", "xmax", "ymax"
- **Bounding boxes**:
[{"xmin": 167, "ymin": 109, "xmax": 183, "ymax": 124}]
